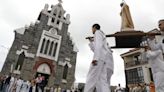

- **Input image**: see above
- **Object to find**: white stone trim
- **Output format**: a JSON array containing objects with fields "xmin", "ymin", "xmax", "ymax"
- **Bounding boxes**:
[
  {"xmin": 16, "ymin": 49, "xmax": 35, "ymax": 58},
  {"xmin": 35, "ymin": 20, "xmax": 40, "ymax": 24},
  {"xmin": 13, "ymin": 70, "xmax": 21, "ymax": 74},
  {"xmin": 36, "ymin": 30, "xmax": 62, "ymax": 61},
  {"xmin": 61, "ymin": 79, "xmax": 67, "ymax": 83},
  {"xmin": 37, "ymin": 53, "xmax": 56, "ymax": 60},
  {"xmin": 15, "ymin": 27, "xmax": 25, "ymax": 35},
  {"xmin": 45, "ymin": 31, "xmax": 61, "ymax": 40},
  {"xmin": 65, "ymin": 57, "xmax": 70, "ymax": 61},
  {"xmin": 58, "ymin": 61, "xmax": 65, "ymax": 66},
  {"xmin": 49, "ymin": 28, "xmax": 57, "ymax": 35},
  {"xmin": 58, "ymin": 60, "xmax": 72, "ymax": 68},
  {"xmin": 66, "ymin": 62, "xmax": 72, "ymax": 68},
  {"xmin": 37, "ymin": 63, "xmax": 51, "ymax": 75},
  {"xmin": 73, "ymin": 45, "xmax": 79, "ymax": 52},
  {"xmin": 41, "ymin": 3, "xmax": 70, "ymax": 30},
  {"xmin": 46, "ymin": 12, "xmax": 65, "ymax": 29},
  {"xmin": 22, "ymin": 45, "xmax": 29, "ymax": 49}
]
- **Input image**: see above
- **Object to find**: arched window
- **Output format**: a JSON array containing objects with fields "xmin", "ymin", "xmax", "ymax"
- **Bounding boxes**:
[
  {"xmin": 57, "ymin": 20, "xmax": 60, "ymax": 25},
  {"xmin": 15, "ymin": 52, "xmax": 25, "ymax": 70},
  {"xmin": 62, "ymin": 64, "xmax": 68, "ymax": 79},
  {"xmin": 53, "ymin": 43, "xmax": 58, "ymax": 57},
  {"xmin": 48, "ymin": 42, "xmax": 54, "ymax": 56},
  {"xmin": 44, "ymin": 40, "xmax": 50, "ymax": 54},
  {"xmin": 51, "ymin": 18, "xmax": 55, "ymax": 23},
  {"xmin": 40, "ymin": 38, "xmax": 46, "ymax": 53}
]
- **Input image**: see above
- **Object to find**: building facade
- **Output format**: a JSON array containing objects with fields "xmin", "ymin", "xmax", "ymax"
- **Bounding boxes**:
[
  {"xmin": 121, "ymin": 48, "xmax": 153, "ymax": 86},
  {"xmin": 1, "ymin": 2, "xmax": 78, "ymax": 89}
]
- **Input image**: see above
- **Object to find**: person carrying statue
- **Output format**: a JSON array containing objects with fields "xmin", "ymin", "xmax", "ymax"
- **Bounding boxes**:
[
  {"xmin": 145, "ymin": 19, "xmax": 164, "ymax": 92},
  {"xmin": 84, "ymin": 24, "xmax": 114, "ymax": 92}
]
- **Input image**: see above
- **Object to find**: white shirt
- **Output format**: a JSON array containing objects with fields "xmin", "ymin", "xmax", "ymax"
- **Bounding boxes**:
[
  {"xmin": 10, "ymin": 77, "xmax": 15, "ymax": 84},
  {"xmin": 89, "ymin": 30, "xmax": 114, "ymax": 70},
  {"xmin": 115, "ymin": 86, "xmax": 122, "ymax": 92},
  {"xmin": 16, "ymin": 79, "xmax": 23, "ymax": 87},
  {"xmin": 146, "ymin": 50, "xmax": 164, "ymax": 74}
]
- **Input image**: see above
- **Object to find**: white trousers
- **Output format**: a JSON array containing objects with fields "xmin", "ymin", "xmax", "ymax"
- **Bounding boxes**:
[
  {"xmin": 16, "ymin": 86, "xmax": 21, "ymax": 92},
  {"xmin": 84, "ymin": 61, "xmax": 110, "ymax": 92},
  {"xmin": 21, "ymin": 87, "xmax": 28, "ymax": 92},
  {"xmin": 153, "ymin": 72, "xmax": 164, "ymax": 92},
  {"xmin": 8, "ymin": 82, "xmax": 14, "ymax": 92},
  {"xmin": 107, "ymin": 68, "xmax": 113, "ymax": 89}
]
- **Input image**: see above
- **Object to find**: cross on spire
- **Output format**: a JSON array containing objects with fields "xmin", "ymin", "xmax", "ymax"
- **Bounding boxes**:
[
  {"xmin": 122, "ymin": 0, "xmax": 124, "ymax": 2},
  {"xmin": 58, "ymin": 0, "xmax": 63, "ymax": 3}
]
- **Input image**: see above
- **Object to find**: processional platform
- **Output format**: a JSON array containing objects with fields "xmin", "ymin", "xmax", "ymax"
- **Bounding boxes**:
[
  {"xmin": 86, "ymin": 30, "xmax": 161, "ymax": 49},
  {"xmin": 106, "ymin": 30, "xmax": 161, "ymax": 48}
]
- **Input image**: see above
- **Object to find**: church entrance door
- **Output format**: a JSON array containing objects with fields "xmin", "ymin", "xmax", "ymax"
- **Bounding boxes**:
[
  {"xmin": 36, "ymin": 72, "xmax": 50, "ymax": 85},
  {"xmin": 36, "ymin": 63, "xmax": 51, "ymax": 85}
]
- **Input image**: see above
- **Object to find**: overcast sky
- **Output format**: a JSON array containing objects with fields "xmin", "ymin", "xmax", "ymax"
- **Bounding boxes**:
[{"xmin": 0, "ymin": 0, "xmax": 164, "ymax": 87}]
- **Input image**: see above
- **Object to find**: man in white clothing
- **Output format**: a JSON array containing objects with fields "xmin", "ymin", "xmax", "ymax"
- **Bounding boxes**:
[
  {"xmin": 84, "ymin": 24, "xmax": 114, "ymax": 92},
  {"xmin": 146, "ymin": 19, "xmax": 164, "ymax": 92},
  {"xmin": 8, "ymin": 75, "xmax": 17, "ymax": 92},
  {"xmin": 147, "ymin": 20, "xmax": 164, "ymax": 92},
  {"xmin": 54, "ymin": 85, "xmax": 61, "ymax": 92},
  {"xmin": 20, "ymin": 80, "xmax": 29, "ymax": 92},
  {"xmin": 15, "ymin": 77, "xmax": 23, "ymax": 92},
  {"xmin": 115, "ymin": 84, "xmax": 122, "ymax": 92},
  {"xmin": 146, "ymin": 46, "xmax": 164, "ymax": 92}
]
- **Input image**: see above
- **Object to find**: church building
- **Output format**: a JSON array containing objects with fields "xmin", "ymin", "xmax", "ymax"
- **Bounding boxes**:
[{"xmin": 1, "ymin": 2, "xmax": 78, "ymax": 89}]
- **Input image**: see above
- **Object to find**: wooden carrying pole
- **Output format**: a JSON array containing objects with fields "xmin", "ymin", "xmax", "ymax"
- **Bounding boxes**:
[
  {"xmin": 86, "ymin": 32, "xmax": 161, "ymax": 39},
  {"xmin": 86, "ymin": 31, "xmax": 161, "ymax": 48}
]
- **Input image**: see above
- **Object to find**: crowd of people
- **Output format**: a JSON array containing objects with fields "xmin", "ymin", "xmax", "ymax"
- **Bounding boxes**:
[
  {"xmin": 0, "ymin": 73, "xmax": 80, "ymax": 92},
  {"xmin": 0, "ymin": 73, "xmax": 48, "ymax": 92},
  {"xmin": 114, "ymin": 82, "xmax": 155, "ymax": 92},
  {"xmin": 127, "ymin": 83, "xmax": 155, "ymax": 92}
]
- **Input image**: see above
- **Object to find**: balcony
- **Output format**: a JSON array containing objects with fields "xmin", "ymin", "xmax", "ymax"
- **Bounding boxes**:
[{"xmin": 125, "ymin": 60, "xmax": 148, "ymax": 68}]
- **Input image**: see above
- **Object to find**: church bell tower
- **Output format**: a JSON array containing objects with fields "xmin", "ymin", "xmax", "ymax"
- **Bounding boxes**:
[{"xmin": 1, "ymin": 1, "xmax": 78, "ymax": 89}]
